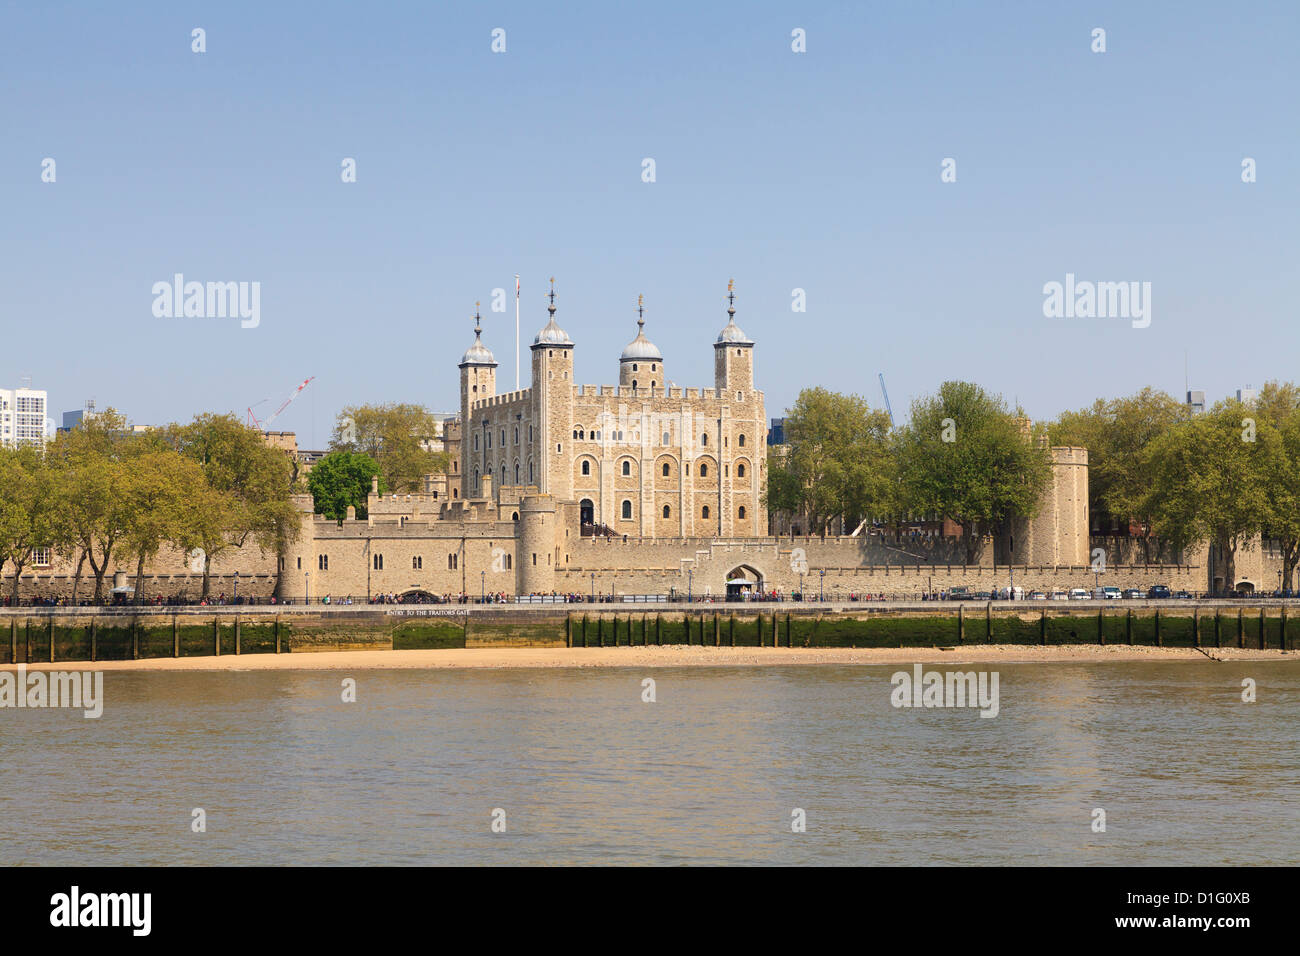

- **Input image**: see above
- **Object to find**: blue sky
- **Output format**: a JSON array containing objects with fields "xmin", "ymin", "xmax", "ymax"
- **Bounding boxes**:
[{"xmin": 3, "ymin": 1, "xmax": 1296, "ymax": 445}]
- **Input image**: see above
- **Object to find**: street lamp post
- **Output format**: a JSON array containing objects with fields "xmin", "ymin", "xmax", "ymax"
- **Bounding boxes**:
[
  {"xmin": 304, "ymin": 571, "xmax": 310, "ymax": 606},
  {"xmin": 590, "ymin": 572, "xmax": 595, "ymax": 603},
  {"xmin": 234, "ymin": 570, "xmax": 239, "ymax": 605},
  {"xmin": 819, "ymin": 569, "xmax": 825, "ymax": 603},
  {"xmin": 481, "ymin": 570, "xmax": 486, "ymax": 604},
  {"xmin": 688, "ymin": 569, "xmax": 693, "ymax": 604},
  {"xmin": 800, "ymin": 573, "xmax": 805, "ymax": 602}
]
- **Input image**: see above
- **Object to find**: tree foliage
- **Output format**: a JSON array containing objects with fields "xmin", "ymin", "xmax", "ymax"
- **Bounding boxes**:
[
  {"xmin": 895, "ymin": 381, "xmax": 1051, "ymax": 563},
  {"xmin": 308, "ymin": 450, "xmax": 384, "ymax": 521},
  {"xmin": 330, "ymin": 403, "xmax": 449, "ymax": 493},
  {"xmin": 764, "ymin": 387, "xmax": 894, "ymax": 536}
]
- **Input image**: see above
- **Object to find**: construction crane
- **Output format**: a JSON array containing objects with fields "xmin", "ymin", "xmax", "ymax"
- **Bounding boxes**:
[
  {"xmin": 247, "ymin": 376, "xmax": 315, "ymax": 430},
  {"xmin": 878, "ymin": 373, "xmax": 895, "ymax": 427}
]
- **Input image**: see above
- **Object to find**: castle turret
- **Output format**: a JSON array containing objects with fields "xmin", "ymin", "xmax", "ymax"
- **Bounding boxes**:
[
  {"xmin": 714, "ymin": 279, "xmax": 754, "ymax": 394},
  {"xmin": 530, "ymin": 278, "xmax": 575, "ymax": 501},
  {"xmin": 460, "ymin": 305, "xmax": 497, "ymax": 498},
  {"xmin": 516, "ymin": 494, "xmax": 558, "ymax": 595},
  {"xmin": 619, "ymin": 295, "xmax": 664, "ymax": 392}
]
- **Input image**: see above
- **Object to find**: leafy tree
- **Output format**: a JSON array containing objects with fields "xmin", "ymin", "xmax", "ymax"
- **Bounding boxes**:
[
  {"xmin": 45, "ymin": 409, "xmax": 135, "ymax": 603},
  {"xmin": 308, "ymin": 450, "xmax": 384, "ymax": 521},
  {"xmin": 0, "ymin": 445, "xmax": 56, "ymax": 603},
  {"xmin": 331, "ymin": 403, "xmax": 449, "ymax": 493},
  {"xmin": 895, "ymin": 381, "xmax": 1051, "ymax": 564},
  {"xmin": 1141, "ymin": 400, "xmax": 1270, "ymax": 594},
  {"xmin": 764, "ymin": 387, "xmax": 894, "ymax": 536},
  {"xmin": 167, "ymin": 413, "xmax": 299, "ymax": 599},
  {"xmin": 1050, "ymin": 387, "xmax": 1186, "ymax": 559},
  {"xmin": 121, "ymin": 451, "xmax": 205, "ymax": 604},
  {"xmin": 1252, "ymin": 381, "xmax": 1300, "ymax": 591}
]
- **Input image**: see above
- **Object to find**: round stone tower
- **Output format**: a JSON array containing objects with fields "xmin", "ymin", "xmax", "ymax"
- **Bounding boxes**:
[{"xmin": 516, "ymin": 494, "xmax": 558, "ymax": 595}]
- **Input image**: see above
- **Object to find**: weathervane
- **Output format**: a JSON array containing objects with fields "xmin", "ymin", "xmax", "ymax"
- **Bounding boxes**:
[{"xmin": 637, "ymin": 293, "xmax": 645, "ymax": 329}]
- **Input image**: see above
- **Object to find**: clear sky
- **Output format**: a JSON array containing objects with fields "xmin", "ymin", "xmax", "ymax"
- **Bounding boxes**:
[{"xmin": 3, "ymin": 1, "xmax": 1297, "ymax": 445}]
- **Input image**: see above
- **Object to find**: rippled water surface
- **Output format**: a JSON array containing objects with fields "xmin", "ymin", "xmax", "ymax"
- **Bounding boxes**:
[{"xmin": 2, "ymin": 662, "xmax": 1297, "ymax": 864}]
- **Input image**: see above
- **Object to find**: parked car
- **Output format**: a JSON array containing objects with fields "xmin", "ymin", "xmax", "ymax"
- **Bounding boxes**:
[
  {"xmin": 1147, "ymin": 584, "xmax": 1172, "ymax": 599},
  {"xmin": 1050, "ymin": 589, "xmax": 1069, "ymax": 600},
  {"xmin": 1068, "ymin": 588, "xmax": 1091, "ymax": 600},
  {"xmin": 1095, "ymin": 586, "xmax": 1122, "ymax": 600},
  {"xmin": 1173, "ymin": 590, "xmax": 1193, "ymax": 599},
  {"xmin": 1028, "ymin": 590, "xmax": 1047, "ymax": 600},
  {"xmin": 947, "ymin": 586, "xmax": 972, "ymax": 601},
  {"xmin": 1122, "ymin": 588, "xmax": 1144, "ymax": 599},
  {"xmin": 970, "ymin": 591, "xmax": 993, "ymax": 600}
]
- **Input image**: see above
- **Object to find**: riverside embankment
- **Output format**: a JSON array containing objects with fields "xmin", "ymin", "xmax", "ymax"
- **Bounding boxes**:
[{"xmin": 1, "ymin": 600, "xmax": 1297, "ymax": 664}]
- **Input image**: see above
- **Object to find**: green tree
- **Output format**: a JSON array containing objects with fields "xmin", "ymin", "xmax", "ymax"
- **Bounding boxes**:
[
  {"xmin": 308, "ymin": 450, "xmax": 384, "ymax": 521},
  {"xmin": 45, "ymin": 409, "xmax": 135, "ymax": 603},
  {"xmin": 121, "ymin": 451, "xmax": 205, "ymax": 604},
  {"xmin": 764, "ymin": 387, "xmax": 894, "ymax": 536},
  {"xmin": 331, "ymin": 403, "xmax": 449, "ymax": 493},
  {"xmin": 895, "ymin": 381, "xmax": 1051, "ymax": 564},
  {"xmin": 0, "ymin": 445, "xmax": 57, "ymax": 603},
  {"xmin": 167, "ymin": 413, "xmax": 299, "ymax": 599},
  {"xmin": 1252, "ymin": 381, "xmax": 1300, "ymax": 591},
  {"xmin": 1050, "ymin": 387, "xmax": 1185, "ymax": 560},
  {"xmin": 1142, "ymin": 400, "xmax": 1270, "ymax": 595}
]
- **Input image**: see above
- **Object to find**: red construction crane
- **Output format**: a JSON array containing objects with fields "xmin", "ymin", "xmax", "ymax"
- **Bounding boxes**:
[{"xmin": 247, "ymin": 376, "xmax": 315, "ymax": 430}]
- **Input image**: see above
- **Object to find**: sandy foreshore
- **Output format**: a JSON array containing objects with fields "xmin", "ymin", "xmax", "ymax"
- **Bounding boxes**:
[{"xmin": 1, "ymin": 644, "xmax": 1292, "ymax": 672}]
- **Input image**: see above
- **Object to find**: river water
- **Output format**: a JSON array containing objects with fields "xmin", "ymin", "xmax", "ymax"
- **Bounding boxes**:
[{"xmin": 2, "ymin": 662, "xmax": 1296, "ymax": 865}]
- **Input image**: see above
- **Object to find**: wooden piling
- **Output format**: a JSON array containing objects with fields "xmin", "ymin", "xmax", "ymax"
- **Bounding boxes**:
[
  {"xmin": 713, "ymin": 613, "xmax": 720, "ymax": 647},
  {"xmin": 1237, "ymin": 608, "xmax": 1244, "ymax": 649},
  {"xmin": 1193, "ymin": 608, "xmax": 1199, "ymax": 648},
  {"xmin": 234, "ymin": 617, "xmax": 241, "ymax": 655},
  {"xmin": 89, "ymin": 621, "xmax": 96, "ymax": 662},
  {"xmin": 48, "ymin": 619, "xmax": 55, "ymax": 662},
  {"xmin": 1259, "ymin": 607, "xmax": 1266, "ymax": 650},
  {"xmin": 1098, "ymin": 608, "xmax": 1105, "ymax": 646},
  {"xmin": 174, "ymin": 614, "xmax": 181, "ymax": 657},
  {"xmin": 8, "ymin": 619, "xmax": 14, "ymax": 664},
  {"xmin": 1126, "ymin": 608, "xmax": 1133, "ymax": 645},
  {"xmin": 957, "ymin": 605, "xmax": 964, "ymax": 644},
  {"xmin": 565, "ymin": 613, "xmax": 571, "ymax": 648},
  {"xmin": 131, "ymin": 620, "xmax": 139, "ymax": 660},
  {"xmin": 1154, "ymin": 608, "xmax": 1161, "ymax": 647},
  {"xmin": 1039, "ymin": 610, "xmax": 1047, "ymax": 646},
  {"xmin": 274, "ymin": 616, "xmax": 282, "ymax": 654},
  {"xmin": 728, "ymin": 614, "xmax": 735, "ymax": 647},
  {"xmin": 214, "ymin": 617, "xmax": 220, "ymax": 656}
]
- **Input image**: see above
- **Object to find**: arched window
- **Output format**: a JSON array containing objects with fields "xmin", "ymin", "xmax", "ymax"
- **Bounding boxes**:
[
  {"xmin": 662, "ymin": 462, "xmax": 670, "ymax": 477},
  {"xmin": 633, "ymin": 363, "xmax": 638, "ymax": 371},
  {"xmin": 651, "ymin": 364, "xmax": 657, "ymax": 371},
  {"xmin": 528, "ymin": 460, "xmax": 534, "ymax": 482},
  {"xmin": 737, "ymin": 463, "xmax": 745, "ymax": 478},
  {"xmin": 702, "ymin": 505, "xmax": 710, "ymax": 519},
  {"xmin": 662, "ymin": 432, "xmax": 670, "ymax": 445},
  {"xmin": 512, "ymin": 512, "xmax": 519, "ymax": 521},
  {"xmin": 514, "ymin": 427, "xmax": 518, "ymax": 444},
  {"xmin": 632, "ymin": 380, "xmax": 637, "ymax": 389},
  {"xmin": 622, "ymin": 460, "xmax": 631, "ymax": 476},
  {"xmin": 621, "ymin": 500, "xmax": 632, "ymax": 520},
  {"xmin": 474, "ymin": 435, "xmax": 479, "ymax": 451},
  {"xmin": 699, "ymin": 463, "xmax": 708, "ymax": 477},
  {"xmin": 514, "ymin": 463, "xmax": 520, "ymax": 483},
  {"xmin": 650, "ymin": 381, "xmax": 655, "ymax": 389},
  {"xmin": 739, "ymin": 506, "xmax": 746, "ymax": 519},
  {"xmin": 581, "ymin": 460, "xmax": 590, "ymax": 475},
  {"xmin": 662, "ymin": 505, "xmax": 671, "ymax": 518},
  {"xmin": 739, "ymin": 433, "xmax": 746, "ymax": 447},
  {"xmin": 701, "ymin": 433, "xmax": 708, "ymax": 446}
]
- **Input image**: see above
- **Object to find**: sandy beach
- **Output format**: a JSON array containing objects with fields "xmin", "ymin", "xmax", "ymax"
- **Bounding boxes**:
[{"xmin": 1, "ymin": 644, "xmax": 1292, "ymax": 672}]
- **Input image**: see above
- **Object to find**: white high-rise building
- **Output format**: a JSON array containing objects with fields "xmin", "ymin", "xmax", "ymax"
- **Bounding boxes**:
[{"xmin": 0, "ymin": 387, "xmax": 48, "ymax": 448}]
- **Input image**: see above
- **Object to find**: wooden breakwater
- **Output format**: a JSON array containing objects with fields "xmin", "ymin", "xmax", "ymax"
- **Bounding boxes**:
[{"xmin": 0, "ymin": 603, "xmax": 1295, "ymax": 663}]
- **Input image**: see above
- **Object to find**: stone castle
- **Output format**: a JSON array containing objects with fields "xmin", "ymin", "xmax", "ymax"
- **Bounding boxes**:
[{"xmin": 10, "ymin": 281, "xmax": 1281, "ymax": 603}]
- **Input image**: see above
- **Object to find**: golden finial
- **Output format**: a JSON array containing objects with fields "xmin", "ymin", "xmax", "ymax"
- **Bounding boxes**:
[{"xmin": 727, "ymin": 278, "xmax": 734, "ymax": 294}]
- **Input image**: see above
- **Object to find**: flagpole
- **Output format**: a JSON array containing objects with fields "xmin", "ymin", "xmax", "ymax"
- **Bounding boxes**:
[{"xmin": 514, "ymin": 274, "xmax": 520, "ymax": 390}]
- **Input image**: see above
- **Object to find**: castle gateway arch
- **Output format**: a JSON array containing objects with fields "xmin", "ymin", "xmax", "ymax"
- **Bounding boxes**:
[{"xmin": 725, "ymin": 564, "xmax": 764, "ymax": 600}]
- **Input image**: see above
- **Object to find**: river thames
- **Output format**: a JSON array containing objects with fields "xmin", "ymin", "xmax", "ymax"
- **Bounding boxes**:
[{"xmin": 1, "ymin": 662, "xmax": 1295, "ymax": 865}]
